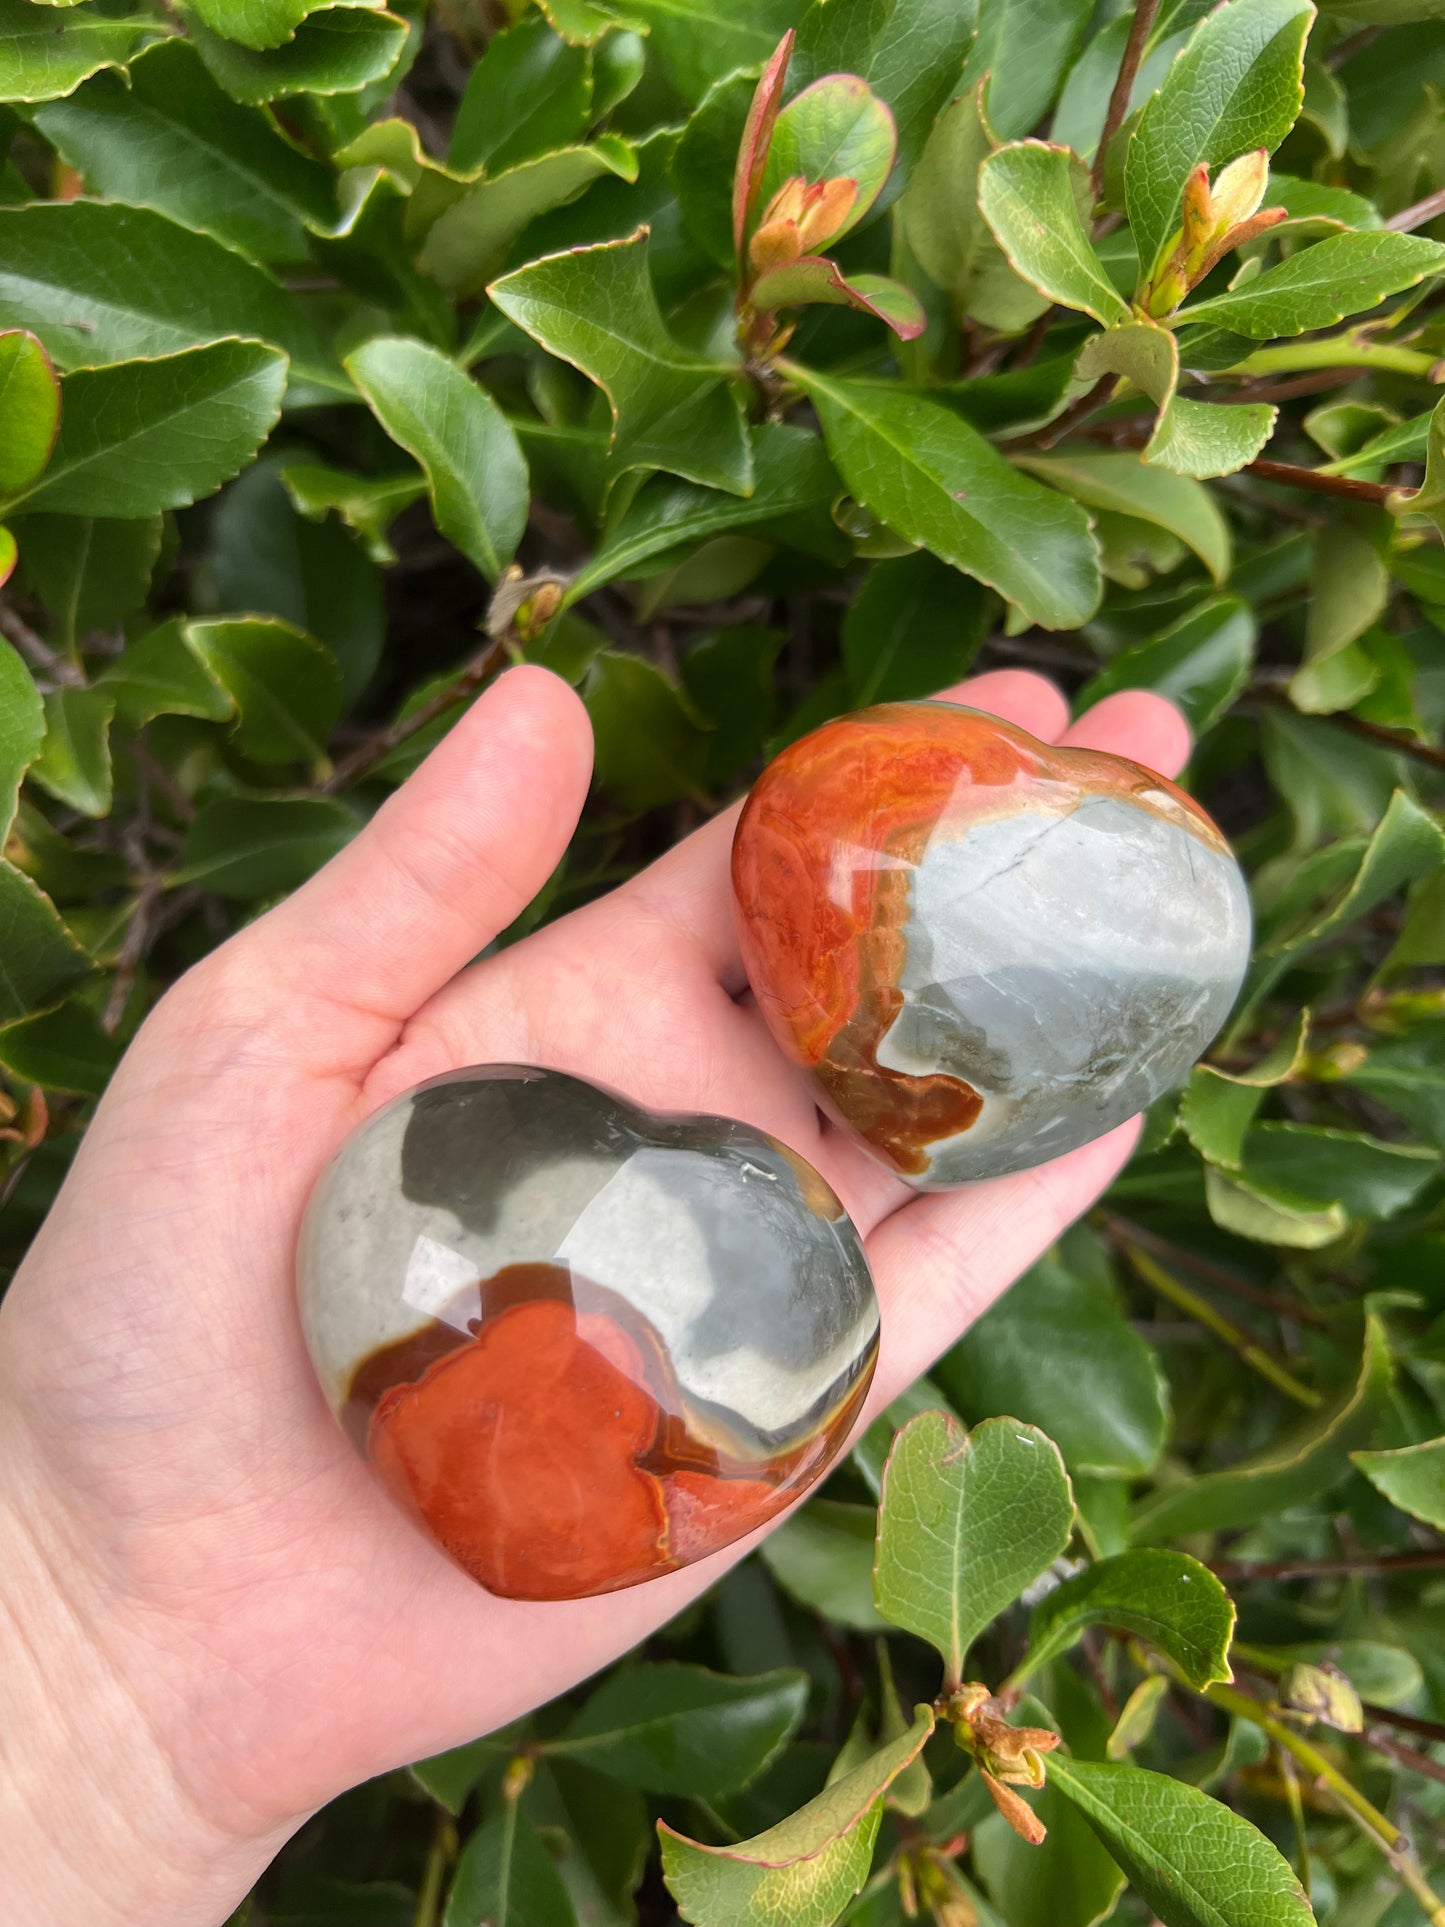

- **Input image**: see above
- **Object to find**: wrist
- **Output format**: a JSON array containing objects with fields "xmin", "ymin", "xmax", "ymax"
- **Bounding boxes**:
[{"xmin": 0, "ymin": 1401, "xmax": 293, "ymax": 1927}]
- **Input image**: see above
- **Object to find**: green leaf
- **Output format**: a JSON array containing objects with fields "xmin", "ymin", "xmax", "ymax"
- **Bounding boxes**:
[
  {"xmin": 1351, "ymin": 1436, "xmax": 1445, "ymax": 1529},
  {"xmin": 550, "ymin": 1663, "xmax": 808, "ymax": 1796},
  {"xmin": 29, "ymin": 686, "xmax": 113, "ymax": 816},
  {"xmin": 449, "ymin": 13, "xmax": 592, "ymax": 173},
  {"xmin": 1343, "ymin": 1023, "xmax": 1445, "ymax": 1147},
  {"xmin": 1130, "ymin": 1313, "xmax": 1392, "ymax": 1542},
  {"xmin": 1238, "ymin": 1121, "xmax": 1439, "ymax": 1218},
  {"xmin": 1076, "ymin": 595, "xmax": 1255, "ymax": 733},
  {"xmin": 570, "ymin": 423, "xmax": 837, "ymax": 600},
  {"xmin": 176, "ymin": 793, "xmax": 359, "ymax": 897},
  {"xmin": 750, "ymin": 258, "xmax": 925, "ymax": 338},
  {"xmin": 760, "ymin": 1500, "xmax": 890, "ymax": 1632},
  {"xmin": 33, "ymin": 39, "xmax": 341, "ymax": 266},
  {"xmin": 937, "ymin": 1247, "xmax": 1169, "ymax": 1478},
  {"xmin": 0, "ymin": 331, "xmax": 59, "ymax": 496},
  {"xmin": 1180, "ymin": 231, "xmax": 1445, "ymax": 336},
  {"xmin": 186, "ymin": 616, "xmax": 342, "ymax": 766},
  {"xmin": 874, "ymin": 1412, "xmax": 1074, "ymax": 1683},
  {"xmin": 0, "ymin": 860, "xmax": 89, "ymax": 1022},
  {"xmin": 98, "ymin": 619, "xmax": 236, "ymax": 731},
  {"xmin": 187, "ymin": 0, "xmax": 357, "ymax": 49},
  {"xmin": 1075, "ymin": 321, "xmax": 1277, "ymax": 479},
  {"xmin": 597, "ymin": 0, "xmax": 800, "ymax": 105},
  {"xmin": 1393, "ymin": 389, "xmax": 1445, "ymax": 538},
  {"xmin": 584, "ymin": 650, "xmax": 709, "ymax": 809},
  {"xmin": 0, "ymin": 639, "xmax": 44, "ymax": 842},
  {"xmin": 1014, "ymin": 451, "xmax": 1231, "ymax": 585},
  {"xmin": 184, "ymin": 2, "xmax": 410, "ymax": 103},
  {"xmin": 964, "ymin": 0, "xmax": 1095, "ymax": 140},
  {"xmin": 442, "ymin": 1802, "xmax": 579, "ymax": 1927},
  {"xmin": 278, "ymin": 461, "xmax": 425, "ymax": 565},
  {"xmin": 790, "ymin": 0, "xmax": 979, "ymax": 174},
  {"xmin": 0, "ymin": 0, "xmax": 154, "ymax": 104},
  {"xmin": 0, "ymin": 343, "xmax": 287, "ymax": 517},
  {"xmin": 1023, "ymin": 1551, "xmax": 1236, "ymax": 1689},
  {"xmin": 17, "ymin": 515, "xmax": 162, "ymax": 650},
  {"xmin": 0, "ymin": 997, "xmax": 120, "ymax": 1097},
  {"xmin": 1048, "ymin": 1757, "xmax": 1315, "ymax": 1927},
  {"xmin": 842, "ymin": 550, "xmax": 988, "ymax": 705},
  {"xmin": 490, "ymin": 234, "xmax": 752, "ymax": 497},
  {"xmin": 978, "ymin": 142, "xmax": 1127, "ymax": 325},
  {"xmin": 1291, "ymin": 517, "xmax": 1388, "ymax": 713},
  {"xmin": 786, "ymin": 366, "xmax": 1101, "ymax": 629},
  {"xmin": 760, "ymin": 76, "xmax": 897, "ymax": 239},
  {"xmin": 1267, "ymin": 789, "xmax": 1445, "ymax": 953},
  {"xmin": 0, "ymin": 202, "xmax": 342, "ymax": 393},
  {"xmin": 420, "ymin": 139, "xmax": 640, "ymax": 295},
  {"xmin": 1125, "ymin": 0, "xmax": 1315, "ymax": 284},
  {"xmin": 659, "ymin": 1707, "xmax": 934, "ymax": 1927},
  {"xmin": 0, "ymin": 527, "xmax": 13, "ymax": 589},
  {"xmin": 345, "ymin": 337, "xmax": 529, "ymax": 582}
]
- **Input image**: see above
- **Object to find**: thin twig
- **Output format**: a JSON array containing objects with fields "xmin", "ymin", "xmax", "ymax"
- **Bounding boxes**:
[
  {"xmin": 1252, "ymin": 686, "xmax": 1445, "ymax": 773},
  {"xmin": 1365, "ymin": 1726, "xmax": 1445, "ymax": 1790},
  {"xmin": 0, "ymin": 601, "xmax": 84, "ymax": 687},
  {"xmin": 1101, "ymin": 1214, "xmax": 1327, "ymax": 1328},
  {"xmin": 1121, "ymin": 1242, "xmax": 1323, "ymax": 1408},
  {"xmin": 1092, "ymin": 0, "xmax": 1161, "ymax": 199},
  {"xmin": 1362, "ymin": 1702, "xmax": 1445, "ymax": 1747},
  {"xmin": 1243, "ymin": 459, "xmax": 1397, "ymax": 504},
  {"xmin": 1387, "ymin": 185, "xmax": 1445, "ymax": 233},
  {"xmin": 321, "ymin": 638, "xmax": 508, "ymax": 794},
  {"xmin": 1213, "ymin": 1549, "xmax": 1445, "ymax": 1582}
]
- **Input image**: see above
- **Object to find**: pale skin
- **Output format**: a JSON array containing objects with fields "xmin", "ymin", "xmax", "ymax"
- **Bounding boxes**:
[{"xmin": 0, "ymin": 663, "xmax": 1189, "ymax": 1926}]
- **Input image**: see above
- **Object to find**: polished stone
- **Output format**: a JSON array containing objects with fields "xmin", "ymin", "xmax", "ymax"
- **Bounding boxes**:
[
  {"xmin": 732, "ymin": 701, "xmax": 1251, "ymax": 1187},
  {"xmin": 298, "ymin": 1066, "xmax": 878, "ymax": 1599}
]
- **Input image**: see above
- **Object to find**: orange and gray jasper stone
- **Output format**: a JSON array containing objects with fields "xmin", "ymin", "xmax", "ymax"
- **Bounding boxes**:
[
  {"xmin": 732, "ymin": 700, "xmax": 1251, "ymax": 1187},
  {"xmin": 297, "ymin": 1066, "xmax": 877, "ymax": 1600}
]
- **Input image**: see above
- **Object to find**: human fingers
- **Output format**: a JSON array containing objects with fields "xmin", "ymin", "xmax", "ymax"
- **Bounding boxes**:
[
  {"xmin": 203, "ymin": 667, "xmax": 593, "ymax": 1065},
  {"xmin": 1063, "ymin": 687, "xmax": 1192, "ymax": 776}
]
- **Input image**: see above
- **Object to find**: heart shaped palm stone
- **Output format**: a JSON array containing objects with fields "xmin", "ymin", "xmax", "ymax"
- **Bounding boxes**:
[
  {"xmin": 732, "ymin": 702, "xmax": 1251, "ymax": 1187},
  {"xmin": 298, "ymin": 1066, "xmax": 878, "ymax": 1599}
]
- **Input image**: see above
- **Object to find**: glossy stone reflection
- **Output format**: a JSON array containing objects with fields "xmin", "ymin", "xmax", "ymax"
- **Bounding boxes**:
[
  {"xmin": 733, "ymin": 702, "xmax": 1251, "ymax": 1188},
  {"xmin": 298, "ymin": 1067, "xmax": 878, "ymax": 1599}
]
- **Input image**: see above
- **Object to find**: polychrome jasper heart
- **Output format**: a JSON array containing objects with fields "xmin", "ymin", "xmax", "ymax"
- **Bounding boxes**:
[
  {"xmin": 297, "ymin": 1065, "xmax": 878, "ymax": 1600},
  {"xmin": 732, "ymin": 701, "xmax": 1251, "ymax": 1188}
]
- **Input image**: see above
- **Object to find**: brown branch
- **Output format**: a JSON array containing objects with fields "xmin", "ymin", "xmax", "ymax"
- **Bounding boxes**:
[
  {"xmin": 1212, "ymin": 1549, "xmax": 1445, "ymax": 1582},
  {"xmin": 1092, "ymin": 0, "xmax": 1161, "ymax": 199},
  {"xmin": 0, "ymin": 600, "xmax": 84, "ymax": 687},
  {"xmin": 1243, "ymin": 458, "xmax": 1398, "ymax": 503},
  {"xmin": 1386, "ymin": 185, "xmax": 1445, "ymax": 233},
  {"xmin": 1253, "ymin": 686, "xmax": 1445, "ymax": 774},
  {"xmin": 1101, "ymin": 1214, "xmax": 1327, "ymax": 1328},
  {"xmin": 1364, "ymin": 1726, "xmax": 1445, "ymax": 1789},
  {"xmin": 1362, "ymin": 1702, "xmax": 1445, "ymax": 1746},
  {"xmin": 321, "ymin": 638, "xmax": 507, "ymax": 795}
]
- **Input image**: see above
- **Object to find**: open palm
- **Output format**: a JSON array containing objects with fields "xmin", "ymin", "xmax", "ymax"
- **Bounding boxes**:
[{"xmin": 0, "ymin": 662, "xmax": 1187, "ymax": 1926}]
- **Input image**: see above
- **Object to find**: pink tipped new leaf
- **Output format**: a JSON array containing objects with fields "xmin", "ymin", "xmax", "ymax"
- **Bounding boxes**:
[
  {"xmin": 749, "ymin": 257, "xmax": 925, "ymax": 340},
  {"xmin": 733, "ymin": 31, "xmax": 795, "ymax": 270}
]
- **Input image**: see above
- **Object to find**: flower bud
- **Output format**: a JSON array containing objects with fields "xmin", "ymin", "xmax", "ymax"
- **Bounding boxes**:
[{"xmin": 1279, "ymin": 1661, "xmax": 1364, "ymax": 1733}]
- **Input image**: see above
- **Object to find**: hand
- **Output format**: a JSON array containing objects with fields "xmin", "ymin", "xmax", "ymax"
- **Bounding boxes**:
[{"xmin": 0, "ymin": 664, "xmax": 1187, "ymax": 1926}]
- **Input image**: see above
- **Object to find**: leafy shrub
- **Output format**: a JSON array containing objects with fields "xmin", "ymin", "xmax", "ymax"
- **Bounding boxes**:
[{"xmin": 3, "ymin": 0, "xmax": 1445, "ymax": 1922}]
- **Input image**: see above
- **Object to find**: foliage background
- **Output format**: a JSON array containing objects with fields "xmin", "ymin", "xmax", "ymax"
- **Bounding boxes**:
[{"xmin": 3, "ymin": 0, "xmax": 1445, "ymax": 1921}]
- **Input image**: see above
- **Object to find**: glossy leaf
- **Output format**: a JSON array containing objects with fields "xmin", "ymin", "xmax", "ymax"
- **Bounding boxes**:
[
  {"xmin": 186, "ymin": 616, "xmax": 343, "ymax": 767},
  {"xmin": 760, "ymin": 1500, "xmax": 889, "ymax": 1632},
  {"xmin": 759, "ymin": 76, "xmax": 897, "ymax": 240},
  {"xmin": 442, "ymin": 1802, "xmax": 579, "ymax": 1927},
  {"xmin": 659, "ymin": 1707, "xmax": 934, "ymax": 1927},
  {"xmin": 33, "ymin": 40, "xmax": 340, "ymax": 265},
  {"xmin": 1076, "ymin": 595, "xmax": 1255, "ymax": 732},
  {"xmin": 0, "ymin": 202, "xmax": 342, "ymax": 392},
  {"xmin": 552, "ymin": 1663, "xmax": 808, "ymax": 1795},
  {"xmin": 601, "ymin": 0, "xmax": 801, "ymax": 105},
  {"xmin": 0, "ymin": 860, "xmax": 89, "ymax": 1021},
  {"xmin": 938, "ymin": 1248, "xmax": 1169, "ymax": 1478},
  {"xmin": 1076, "ymin": 320, "xmax": 1278, "ymax": 478},
  {"xmin": 18, "ymin": 515, "xmax": 162, "ymax": 650},
  {"xmin": 29, "ymin": 686, "xmax": 113, "ymax": 816},
  {"xmin": 0, "ymin": 344, "xmax": 287, "ymax": 517},
  {"xmin": 1180, "ymin": 231, "xmax": 1445, "ymax": 337},
  {"xmin": 1014, "ymin": 451, "xmax": 1231, "ymax": 583},
  {"xmin": 874, "ymin": 1412, "xmax": 1074, "ymax": 1683},
  {"xmin": 1131, "ymin": 1314, "xmax": 1392, "ymax": 1542},
  {"xmin": 99, "ymin": 619, "xmax": 236, "ymax": 732},
  {"xmin": 0, "ymin": 0, "xmax": 153, "ymax": 103},
  {"xmin": 788, "ymin": 366, "xmax": 1101, "ymax": 628},
  {"xmin": 790, "ymin": 0, "xmax": 979, "ymax": 173},
  {"xmin": 0, "ymin": 640, "xmax": 44, "ymax": 843},
  {"xmin": 842, "ymin": 551, "xmax": 988, "ymax": 704},
  {"xmin": 1351, "ymin": 1437, "xmax": 1445, "ymax": 1529},
  {"xmin": 1048, "ymin": 1757, "xmax": 1315, "ymax": 1927},
  {"xmin": 490, "ymin": 234, "xmax": 752, "ymax": 496},
  {"xmin": 1125, "ymin": 0, "xmax": 1315, "ymax": 282},
  {"xmin": 584, "ymin": 651, "xmax": 710, "ymax": 809},
  {"xmin": 1023, "ymin": 1551, "xmax": 1235, "ymax": 1688},
  {"xmin": 449, "ymin": 13, "xmax": 592, "ymax": 173},
  {"xmin": 278, "ymin": 462, "xmax": 425, "ymax": 566},
  {"xmin": 187, "ymin": 0, "xmax": 355, "ymax": 49},
  {"xmin": 978, "ymin": 142, "xmax": 1127, "ymax": 325},
  {"xmin": 0, "ymin": 998, "xmax": 120, "ymax": 1097},
  {"xmin": 965, "ymin": 0, "xmax": 1095, "ymax": 140},
  {"xmin": 1239, "ymin": 1121, "xmax": 1439, "ymax": 1218},
  {"xmin": 177, "ymin": 794, "xmax": 359, "ymax": 898},
  {"xmin": 345, "ymin": 337, "xmax": 529, "ymax": 581},
  {"xmin": 184, "ymin": 2, "xmax": 410, "ymax": 104},
  {"xmin": 0, "ymin": 331, "xmax": 60, "ymax": 497},
  {"xmin": 749, "ymin": 256, "xmax": 924, "ymax": 337}
]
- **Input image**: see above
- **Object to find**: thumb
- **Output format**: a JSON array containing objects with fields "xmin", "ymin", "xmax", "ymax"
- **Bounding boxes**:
[{"xmin": 226, "ymin": 665, "xmax": 593, "ymax": 1055}]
